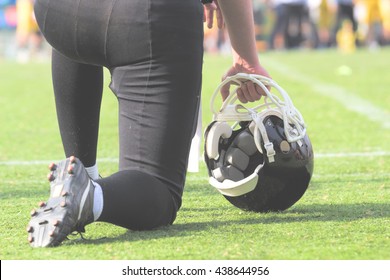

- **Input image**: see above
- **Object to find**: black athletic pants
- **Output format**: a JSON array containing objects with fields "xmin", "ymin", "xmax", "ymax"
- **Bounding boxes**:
[
  {"xmin": 34, "ymin": 0, "xmax": 204, "ymax": 230},
  {"xmin": 269, "ymin": 3, "xmax": 308, "ymax": 49}
]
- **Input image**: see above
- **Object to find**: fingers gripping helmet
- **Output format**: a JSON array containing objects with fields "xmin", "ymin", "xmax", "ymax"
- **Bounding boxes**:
[{"xmin": 204, "ymin": 73, "xmax": 314, "ymax": 212}]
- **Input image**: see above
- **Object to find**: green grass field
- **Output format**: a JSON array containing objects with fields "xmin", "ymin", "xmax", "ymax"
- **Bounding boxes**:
[{"xmin": 0, "ymin": 48, "xmax": 389, "ymax": 260}]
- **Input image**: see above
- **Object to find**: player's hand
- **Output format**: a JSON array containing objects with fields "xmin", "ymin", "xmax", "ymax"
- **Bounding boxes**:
[
  {"xmin": 203, "ymin": 0, "xmax": 223, "ymax": 29},
  {"xmin": 221, "ymin": 64, "xmax": 271, "ymax": 103}
]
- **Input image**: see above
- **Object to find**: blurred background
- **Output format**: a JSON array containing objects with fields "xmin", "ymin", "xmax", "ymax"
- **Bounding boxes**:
[{"xmin": 1, "ymin": 0, "xmax": 390, "ymax": 62}]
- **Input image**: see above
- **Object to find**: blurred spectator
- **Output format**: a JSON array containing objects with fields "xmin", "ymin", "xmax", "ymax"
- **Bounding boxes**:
[
  {"xmin": 362, "ymin": 0, "xmax": 384, "ymax": 49},
  {"xmin": 268, "ymin": 0, "xmax": 318, "ymax": 49},
  {"xmin": 0, "ymin": 0, "xmax": 17, "ymax": 29},
  {"xmin": 329, "ymin": 0, "xmax": 359, "ymax": 47},
  {"xmin": 15, "ymin": 0, "xmax": 43, "ymax": 62},
  {"xmin": 308, "ymin": 0, "xmax": 334, "ymax": 48},
  {"xmin": 336, "ymin": 18, "xmax": 356, "ymax": 52},
  {"xmin": 380, "ymin": 0, "xmax": 390, "ymax": 45},
  {"xmin": 253, "ymin": 0, "xmax": 269, "ymax": 51}
]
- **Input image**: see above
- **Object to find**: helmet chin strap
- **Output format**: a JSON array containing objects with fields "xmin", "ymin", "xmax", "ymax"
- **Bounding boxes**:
[
  {"xmin": 251, "ymin": 110, "xmax": 276, "ymax": 163},
  {"xmin": 208, "ymin": 161, "xmax": 266, "ymax": 197}
]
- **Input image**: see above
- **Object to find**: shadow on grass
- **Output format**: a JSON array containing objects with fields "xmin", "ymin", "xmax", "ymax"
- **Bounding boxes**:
[{"xmin": 73, "ymin": 202, "xmax": 390, "ymax": 246}]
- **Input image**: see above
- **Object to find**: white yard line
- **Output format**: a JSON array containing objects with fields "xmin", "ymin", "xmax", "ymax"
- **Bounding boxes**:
[
  {"xmin": 0, "ymin": 157, "xmax": 119, "ymax": 166},
  {"xmin": 314, "ymin": 151, "xmax": 390, "ymax": 158},
  {"xmin": 0, "ymin": 151, "xmax": 389, "ymax": 166},
  {"xmin": 311, "ymin": 172, "xmax": 390, "ymax": 179},
  {"xmin": 262, "ymin": 57, "xmax": 390, "ymax": 129}
]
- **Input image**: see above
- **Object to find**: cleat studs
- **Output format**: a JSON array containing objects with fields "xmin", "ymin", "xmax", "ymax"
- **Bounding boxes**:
[
  {"xmin": 28, "ymin": 236, "xmax": 34, "ymax": 243},
  {"xmin": 69, "ymin": 156, "xmax": 76, "ymax": 163},
  {"xmin": 60, "ymin": 201, "xmax": 67, "ymax": 207},
  {"xmin": 47, "ymin": 173, "xmax": 55, "ymax": 182},
  {"xmin": 38, "ymin": 201, "xmax": 46, "ymax": 208},
  {"xmin": 26, "ymin": 226, "xmax": 34, "ymax": 233},
  {"xmin": 43, "ymin": 207, "xmax": 52, "ymax": 213},
  {"xmin": 61, "ymin": 191, "xmax": 68, "ymax": 197},
  {"xmin": 67, "ymin": 165, "xmax": 74, "ymax": 174},
  {"xmin": 53, "ymin": 220, "xmax": 60, "ymax": 226},
  {"xmin": 48, "ymin": 230, "xmax": 55, "ymax": 237},
  {"xmin": 30, "ymin": 209, "xmax": 37, "ymax": 217},
  {"xmin": 48, "ymin": 162, "xmax": 57, "ymax": 171}
]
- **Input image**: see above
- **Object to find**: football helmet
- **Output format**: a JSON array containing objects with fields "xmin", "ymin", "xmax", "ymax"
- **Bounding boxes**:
[{"xmin": 204, "ymin": 73, "xmax": 314, "ymax": 212}]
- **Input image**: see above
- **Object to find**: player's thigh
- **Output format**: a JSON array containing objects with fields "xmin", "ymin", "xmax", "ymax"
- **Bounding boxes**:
[{"xmin": 109, "ymin": 0, "xmax": 203, "ymax": 198}]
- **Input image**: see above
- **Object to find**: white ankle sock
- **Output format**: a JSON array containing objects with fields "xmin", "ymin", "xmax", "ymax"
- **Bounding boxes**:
[
  {"xmin": 92, "ymin": 181, "xmax": 103, "ymax": 221},
  {"xmin": 85, "ymin": 163, "xmax": 99, "ymax": 180}
]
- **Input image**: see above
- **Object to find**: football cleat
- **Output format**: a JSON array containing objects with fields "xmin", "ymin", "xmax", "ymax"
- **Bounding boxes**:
[
  {"xmin": 27, "ymin": 156, "xmax": 95, "ymax": 247},
  {"xmin": 204, "ymin": 73, "xmax": 314, "ymax": 212}
]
